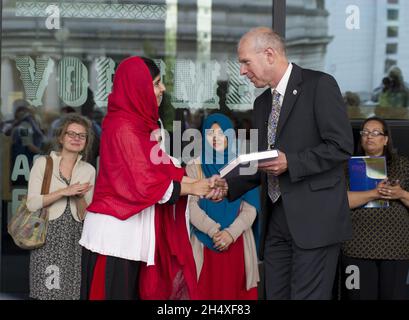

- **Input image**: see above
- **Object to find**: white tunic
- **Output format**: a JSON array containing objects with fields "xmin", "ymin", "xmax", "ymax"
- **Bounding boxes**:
[{"xmin": 79, "ymin": 183, "xmax": 173, "ymax": 266}]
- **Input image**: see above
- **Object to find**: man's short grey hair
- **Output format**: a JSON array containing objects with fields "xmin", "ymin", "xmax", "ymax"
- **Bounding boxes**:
[{"xmin": 240, "ymin": 27, "xmax": 286, "ymax": 55}]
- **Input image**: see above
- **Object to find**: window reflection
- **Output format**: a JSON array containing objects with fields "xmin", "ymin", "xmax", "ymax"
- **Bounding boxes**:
[
  {"xmin": 0, "ymin": 0, "xmax": 272, "ymax": 297},
  {"xmin": 287, "ymin": 0, "xmax": 409, "ymax": 120}
]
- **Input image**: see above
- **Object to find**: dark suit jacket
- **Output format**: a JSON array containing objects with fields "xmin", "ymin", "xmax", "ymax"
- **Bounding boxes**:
[{"xmin": 228, "ymin": 64, "xmax": 354, "ymax": 258}]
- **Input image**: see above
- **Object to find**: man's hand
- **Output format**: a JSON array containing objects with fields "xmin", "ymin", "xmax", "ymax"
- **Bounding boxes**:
[
  {"xmin": 204, "ymin": 188, "xmax": 223, "ymax": 201},
  {"xmin": 211, "ymin": 176, "xmax": 228, "ymax": 191},
  {"xmin": 205, "ymin": 175, "xmax": 229, "ymax": 202},
  {"xmin": 258, "ymin": 150, "xmax": 288, "ymax": 176}
]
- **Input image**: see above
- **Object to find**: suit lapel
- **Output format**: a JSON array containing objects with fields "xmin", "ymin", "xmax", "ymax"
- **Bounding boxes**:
[{"xmin": 276, "ymin": 64, "xmax": 303, "ymax": 139}]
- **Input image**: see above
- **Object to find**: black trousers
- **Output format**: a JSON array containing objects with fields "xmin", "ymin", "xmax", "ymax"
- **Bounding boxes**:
[
  {"xmin": 263, "ymin": 198, "xmax": 341, "ymax": 300},
  {"xmin": 341, "ymin": 255, "xmax": 409, "ymax": 300},
  {"xmin": 81, "ymin": 248, "xmax": 141, "ymax": 300}
]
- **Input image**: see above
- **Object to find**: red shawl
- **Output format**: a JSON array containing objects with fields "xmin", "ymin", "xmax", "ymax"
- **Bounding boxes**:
[
  {"xmin": 87, "ymin": 56, "xmax": 184, "ymax": 219},
  {"xmin": 139, "ymin": 197, "xmax": 198, "ymax": 300},
  {"xmin": 87, "ymin": 56, "xmax": 197, "ymax": 300}
]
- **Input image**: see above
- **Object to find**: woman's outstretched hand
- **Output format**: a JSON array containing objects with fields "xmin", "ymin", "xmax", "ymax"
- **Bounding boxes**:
[{"xmin": 192, "ymin": 179, "xmax": 212, "ymax": 197}]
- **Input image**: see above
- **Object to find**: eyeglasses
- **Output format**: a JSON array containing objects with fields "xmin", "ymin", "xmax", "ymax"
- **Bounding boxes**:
[
  {"xmin": 360, "ymin": 130, "xmax": 386, "ymax": 137},
  {"xmin": 65, "ymin": 131, "xmax": 87, "ymax": 140}
]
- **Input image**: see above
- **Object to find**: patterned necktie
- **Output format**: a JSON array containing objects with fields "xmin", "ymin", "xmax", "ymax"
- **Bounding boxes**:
[{"xmin": 267, "ymin": 90, "xmax": 282, "ymax": 203}]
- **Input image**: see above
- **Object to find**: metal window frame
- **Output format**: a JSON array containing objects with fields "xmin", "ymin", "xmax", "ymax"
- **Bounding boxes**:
[
  {"xmin": 0, "ymin": 0, "xmax": 3, "ymax": 294},
  {"xmin": 273, "ymin": 0, "xmax": 286, "ymax": 38}
]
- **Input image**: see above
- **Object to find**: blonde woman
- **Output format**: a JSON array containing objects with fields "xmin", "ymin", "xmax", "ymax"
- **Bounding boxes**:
[{"xmin": 26, "ymin": 114, "xmax": 96, "ymax": 300}]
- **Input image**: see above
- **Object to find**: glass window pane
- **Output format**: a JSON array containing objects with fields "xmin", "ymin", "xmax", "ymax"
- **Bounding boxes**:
[
  {"xmin": 386, "ymin": 43, "xmax": 398, "ymax": 54},
  {"xmin": 387, "ymin": 9, "xmax": 399, "ymax": 20},
  {"xmin": 387, "ymin": 26, "xmax": 399, "ymax": 38},
  {"xmin": 286, "ymin": 0, "xmax": 409, "ymax": 120},
  {"xmin": 0, "ymin": 0, "xmax": 273, "ymax": 298}
]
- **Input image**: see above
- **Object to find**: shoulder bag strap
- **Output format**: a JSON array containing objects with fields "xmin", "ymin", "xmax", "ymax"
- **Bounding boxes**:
[{"xmin": 40, "ymin": 155, "xmax": 53, "ymax": 195}]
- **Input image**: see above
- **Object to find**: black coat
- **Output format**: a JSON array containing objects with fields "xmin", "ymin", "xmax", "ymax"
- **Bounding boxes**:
[{"xmin": 228, "ymin": 64, "xmax": 354, "ymax": 258}]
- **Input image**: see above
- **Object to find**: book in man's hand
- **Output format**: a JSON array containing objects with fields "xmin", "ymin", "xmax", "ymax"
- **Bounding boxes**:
[
  {"xmin": 219, "ymin": 149, "xmax": 279, "ymax": 179},
  {"xmin": 348, "ymin": 156, "xmax": 389, "ymax": 208}
]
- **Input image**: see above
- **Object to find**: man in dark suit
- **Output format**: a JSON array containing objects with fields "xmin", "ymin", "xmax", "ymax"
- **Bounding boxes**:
[{"xmin": 222, "ymin": 27, "xmax": 354, "ymax": 299}]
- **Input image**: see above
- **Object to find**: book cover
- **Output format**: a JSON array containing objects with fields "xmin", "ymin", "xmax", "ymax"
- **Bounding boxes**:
[
  {"xmin": 348, "ymin": 156, "xmax": 389, "ymax": 208},
  {"xmin": 219, "ymin": 150, "xmax": 279, "ymax": 179}
]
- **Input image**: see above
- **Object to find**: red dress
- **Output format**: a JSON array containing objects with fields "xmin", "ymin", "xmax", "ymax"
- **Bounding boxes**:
[{"xmin": 197, "ymin": 235, "xmax": 258, "ymax": 300}]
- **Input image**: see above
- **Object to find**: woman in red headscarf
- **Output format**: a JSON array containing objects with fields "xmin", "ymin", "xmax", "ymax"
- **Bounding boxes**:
[{"xmin": 79, "ymin": 57, "xmax": 215, "ymax": 300}]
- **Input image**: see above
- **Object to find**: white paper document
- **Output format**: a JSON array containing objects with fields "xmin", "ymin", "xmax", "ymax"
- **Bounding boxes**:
[{"xmin": 219, "ymin": 149, "xmax": 279, "ymax": 179}]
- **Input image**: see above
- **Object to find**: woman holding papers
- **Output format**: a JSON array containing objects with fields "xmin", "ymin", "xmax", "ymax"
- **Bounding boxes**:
[
  {"xmin": 342, "ymin": 116, "xmax": 409, "ymax": 300},
  {"xmin": 186, "ymin": 113, "xmax": 261, "ymax": 300},
  {"xmin": 79, "ymin": 57, "xmax": 218, "ymax": 300}
]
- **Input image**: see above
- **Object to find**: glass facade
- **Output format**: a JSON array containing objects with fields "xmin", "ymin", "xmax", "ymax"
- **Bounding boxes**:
[
  {"xmin": 286, "ymin": 0, "xmax": 409, "ymax": 120},
  {"xmin": 1, "ymin": 0, "xmax": 408, "ymax": 299},
  {"xmin": 0, "ymin": 0, "xmax": 273, "ymax": 297}
]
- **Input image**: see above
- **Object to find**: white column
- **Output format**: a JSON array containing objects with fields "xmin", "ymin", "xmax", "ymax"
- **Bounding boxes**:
[
  {"xmin": 197, "ymin": 0, "xmax": 212, "ymax": 62},
  {"xmin": 44, "ymin": 62, "xmax": 59, "ymax": 113},
  {"xmin": 1, "ymin": 58, "xmax": 16, "ymax": 119},
  {"xmin": 165, "ymin": 0, "xmax": 178, "ymax": 59}
]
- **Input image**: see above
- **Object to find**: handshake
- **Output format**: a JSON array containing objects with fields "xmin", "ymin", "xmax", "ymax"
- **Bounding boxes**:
[{"xmin": 192, "ymin": 175, "xmax": 229, "ymax": 201}]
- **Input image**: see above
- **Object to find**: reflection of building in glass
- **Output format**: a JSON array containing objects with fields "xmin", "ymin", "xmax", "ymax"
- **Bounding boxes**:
[
  {"xmin": 286, "ymin": 0, "xmax": 332, "ymax": 71},
  {"xmin": 1, "ymin": 0, "xmax": 333, "ymax": 116},
  {"xmin": 324, "ymin": 0, "xmax": 409, "ymax": 101},
  {"xmin": 0, "ymin": 0, "xmax": 274, "ymax": 117}
]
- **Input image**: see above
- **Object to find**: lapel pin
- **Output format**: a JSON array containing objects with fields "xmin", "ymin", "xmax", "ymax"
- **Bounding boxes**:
[{"xmin": 293, "ymin": 89, "xmax": 298, "ymax": 95}]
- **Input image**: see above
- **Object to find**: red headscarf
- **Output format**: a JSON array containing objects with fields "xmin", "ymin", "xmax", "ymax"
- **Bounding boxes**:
[{"xmin": 87, "ymin": 56, "xmax": 184, "ymax": 220}]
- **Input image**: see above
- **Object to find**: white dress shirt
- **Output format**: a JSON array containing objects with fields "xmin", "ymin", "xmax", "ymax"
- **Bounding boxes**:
[{"xmin": 272, "ymin": 62, "xmax": 293, "ymax": 105}]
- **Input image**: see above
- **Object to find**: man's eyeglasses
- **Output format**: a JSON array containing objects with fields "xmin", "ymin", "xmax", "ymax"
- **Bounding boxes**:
[
  {"xmin": 360, "ymin": 130, "xmax": 386, "ymax": 137},
  {"xmin": 65, "ymin": 131, "xmax": 87, "ymax": 140}
]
